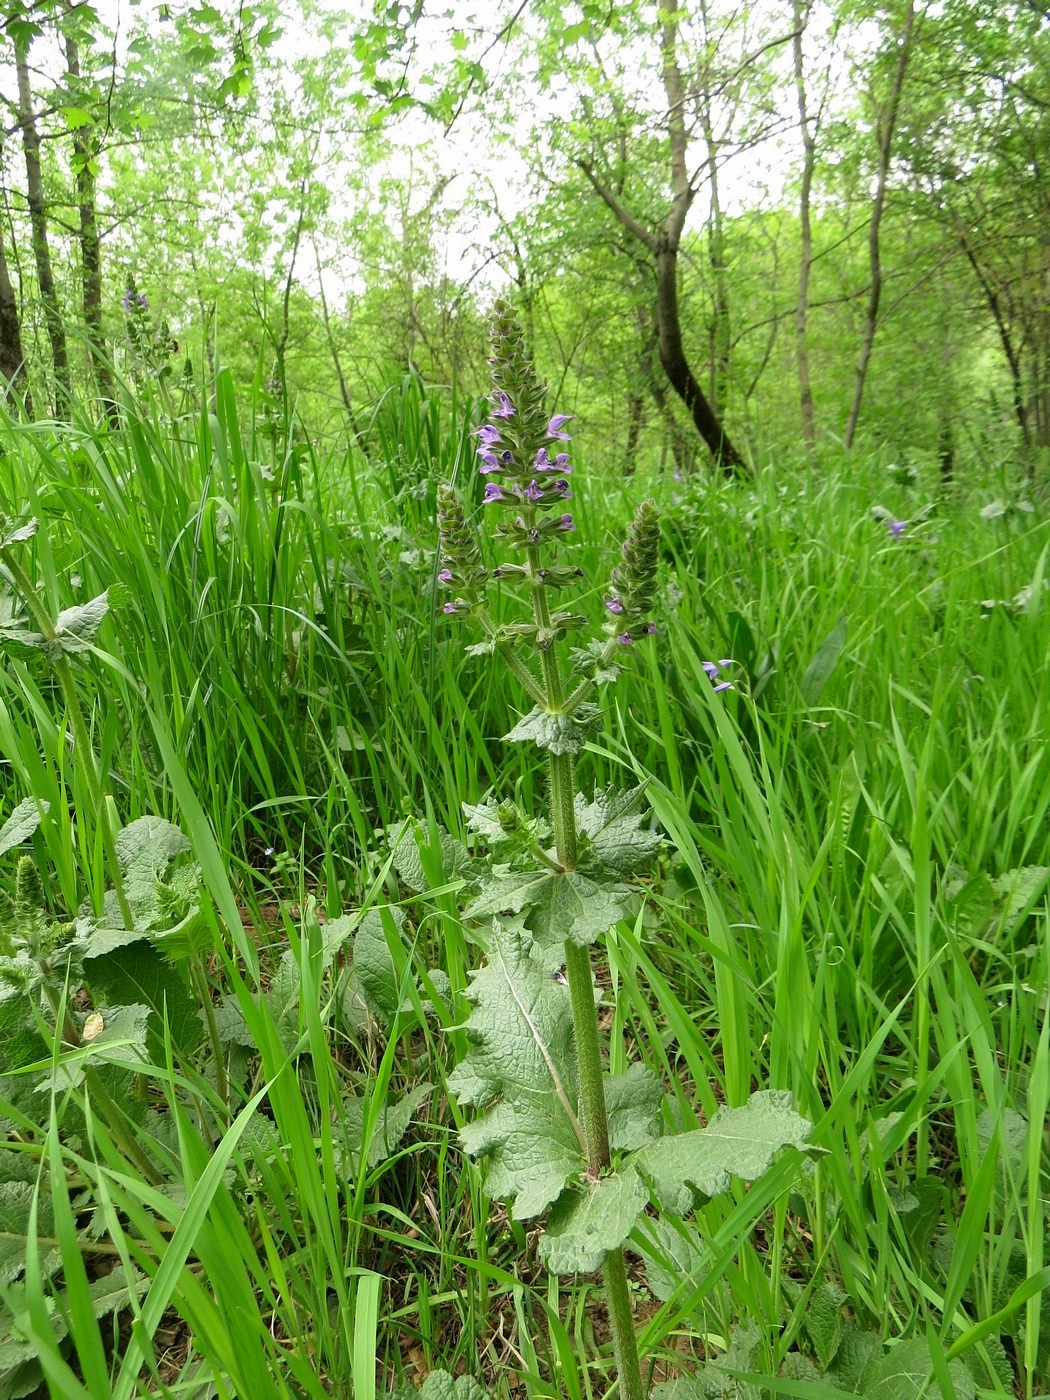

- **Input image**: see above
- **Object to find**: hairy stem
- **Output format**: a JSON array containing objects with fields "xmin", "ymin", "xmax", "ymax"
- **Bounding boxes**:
[{"xmin": 530, "ymin": 561, "xmax": 643, "ymax": 1400}]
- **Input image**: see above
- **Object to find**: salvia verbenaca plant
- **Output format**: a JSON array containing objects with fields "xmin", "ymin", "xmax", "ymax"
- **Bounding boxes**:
[{"xmin": 433, "ymin": 302, "xmax": 813, "ymax": 1399}]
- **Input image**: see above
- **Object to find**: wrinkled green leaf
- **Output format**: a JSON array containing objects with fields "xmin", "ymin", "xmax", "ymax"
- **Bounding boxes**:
[
  {"xmin": 389, "ymin": 818, "xmax": 469, "ymax": 893},
  {"xmin": 447, "ymin": 922, "xmax": 584, "ymax": 1217},
  {"xmin": 633, "ymin": 1215, "xmax": 707, "ymax": 1303},
  {"xmin": 503, "ymin": 704, "xmax": 600, "ymax": 756},
  {"xmin": 49, "ymin": 590, "xmax": 110, "ymax": 656},
  {"xmin": 0, "ymin": 801, "xmax": 48, "ymax": 859},
  {"xmin": 0, "ymin": 1184, "xmax": 58, "ymax": 1285},
  {"xmin": 806, "ymin": 1281, "xmax": 847, "ymax": 1371},
  {"xmin": 634, "ymin": 1092, "xmax": 812, "ymax": 1215},
  {"xmin": 353, "ymin": 906, "xmax": 409, "ymax": 1022},
  {"xmin": 605, "ymin": 1062, "xmax": 662, "ymax": 1150},
  {"xmin": 389, "ymin": 1370, "xmax": 488, "ymax": 1400},
  {"xmin": 0, "ymin": 517, "xmax": 38, "ymax": 550},
  {"xmin": 342, "ymin": 1083, "xmax": 432, "ymax": 1173},
  {"xmin": 575, "ymin": 784, "xmax": 662, "ymax": 874},
  {"xmin": 540, "ymin": 1166, "xmax": 649, "ymax": 1273},
  {"xmin": 463, "ymin": 866, "xmax": 632, "ymax": 947},
  {"xmin": 860, "ymin": 1338, "xmax": 976, "ymax": 1399}
]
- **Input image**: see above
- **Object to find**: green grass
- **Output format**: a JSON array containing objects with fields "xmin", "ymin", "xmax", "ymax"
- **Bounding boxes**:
[{"xmin": 0, "ymin": 370, "xmax": 1047, "ymax": 1397}]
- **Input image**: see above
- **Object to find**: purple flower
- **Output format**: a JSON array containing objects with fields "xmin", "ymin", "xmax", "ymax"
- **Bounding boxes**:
[
  {"xmin": 123, "ymin": 287, "xmax": 148, "ymax": 313},
  {"xmin": 492, "ymin": 391, "xmax": 515, "ymax": 419},
  {"xmin": 558, "ymin": 514, "xmax": 575, "ymax": 532},
  {"xmin": 547, "ymin": 414, "xmax": 573, "ymax": 440},
  {"xmin": 534, "ymin": 447, "xmax": 554, "ymax": 470},
  {"xmin": 554, "ymin": 453, "xmax": 571, "ymax": 471},
  {"xmin": 642, "ymin": 621, "xmax": 657, "ymax": 635},
  {"xmin": 443, "ymin": 602, "xmax": 457, "ymax": 614},
  {"xmin": 887, "ymin": 520, "xmax": 908, "ymax": 538},
  {"xmin": 524, "ymin": 480, "xmax": 544, "ymax": 501},
  {"xmin": 438, "ymin": 568, "xmax": 453, "ymax": 583},
  {"xmin": 475, "ymin": 424, "xmax": 501, "ymax": 446},
  {"xmin": 483, "ymin": 483, "xmax": 504, "ymax": 503},
  {"xmin": 702, "ymin": 658, "xmax": 735, "ymax": 691},
  {"xmin": 605, "ymin": 597, "xmax": 624, "ymax": 614},
  {"xmin": 551, "ymin": 479, "xmax": 572, "ymax": 499},
  {"xmin": 478, "ymin": 452, "xmax": 501, "ymax": 474},
  {"xmin": 617, "ymin": 631, "xmax": 633, "ymax": 646}
]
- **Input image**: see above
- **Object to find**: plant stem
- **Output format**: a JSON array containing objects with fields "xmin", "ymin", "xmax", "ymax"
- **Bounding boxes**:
[
  {"xmin": 527, "ymin": 538, "xmax": 644, "ymax": 1400},
  {"xmin": 603, "ymin": 1247, "xmax": 646, "ymax": 1400}
]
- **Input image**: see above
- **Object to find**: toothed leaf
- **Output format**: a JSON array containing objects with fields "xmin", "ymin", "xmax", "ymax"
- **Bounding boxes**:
[
  {"xmin": 503, "ymin": 704, "xmax": 600, "ymax": 756},
  {"xmin": 540, "ymin": 1166, "xmax": 649, "ymax": 1274},
  {"xmin": 447, "ymin": 922, "xmax": 584, "ymax": 1218},
  {"xmin": 575, "ymin": 785, "xmax": 662, "ymax": 874},
  {"xmin": 634, "ymin": 1092, "xmax": 812, "ymax": 1215}
]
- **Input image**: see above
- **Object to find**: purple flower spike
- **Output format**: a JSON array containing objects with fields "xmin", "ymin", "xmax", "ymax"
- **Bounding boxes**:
[
  {"xmin": 492, "ymin": 391, "xmax": 515, "ymax": 419},
  {"xmin": 524, "ymin": 480, "xmax": 544, "ymax": 501},
  {"xmin": 617, "ymin": 631, "xmax": 633, "ymax": 646},
  {"xmin": 483, "ymin": 483, "xmax": 504, "ymax": 503},
  {"xmin": 558, "ymin": 514, "xmax": 576, "ymax": 532},
  {"xmin": 438, "ymin": 568, "xmax": 453, "ymax": 583},
  {"xmin": 547, "ymin": 414, "xmax": 574, "ymax": 440},
  {"xmin": 605, "ymin": 597, "xmax": 624, "ymax": 614}
]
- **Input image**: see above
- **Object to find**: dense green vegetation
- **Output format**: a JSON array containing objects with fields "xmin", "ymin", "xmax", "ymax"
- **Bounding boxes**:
[{"xmin": 0, "ymin": 0, "xmax": 1048, "ymax": 1396}]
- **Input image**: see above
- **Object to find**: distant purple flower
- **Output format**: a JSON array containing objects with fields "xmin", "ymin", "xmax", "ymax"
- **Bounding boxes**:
[
  {"xmin": 547, "ymin": 414, "xmax": 573, "ymax": 440},
  {"xmin": 438, "ymin": 568, "xmax": 453, "ymax": 583},
  {"xmin": 887, "ymin": 520, "xmax": 908, "ymax": 538},
  {"xmin": 605, "ymin": 597, "xmax": 624, "ymax": 614},
  {"xmin": 617, "ymin": 631, "xmax": 633, "ymax": 646},
  {"xmin": 524, "ymin": 480, "xmax": 543, "ymax": 501},
  {"xmin": 483, "ymin": 483, "xmax": 504, "ymax": 503},
  {"xmin": 122, "ymin": 287, "xmax": 148, "ymax": 313},
  {"xmin": 702, "ymin": 658, "xmax": 735, "ymax": 691},
  {"xmin": 443, "ymin": 602, "xmax": 457, "ymax": 614},
  {"xmin": 673, "ymin": 470, "xmax": 684, "ymax": 482},
  {"xmin": 492, "ymin": 391, "xmax": 515, "ymax": 419},
  {"xmin": 558, "ymin": 514, "xmax": 575, "ymax": 532}
]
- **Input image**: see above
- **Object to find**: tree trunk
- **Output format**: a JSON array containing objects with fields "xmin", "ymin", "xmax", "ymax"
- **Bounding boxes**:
[
  {"xmin": 16, "ymin": 45, "xmax": 71, "ymax": 416},
  {"xmin": 63, "ymin": 17, "xmax": 118, "ymax": 422},
  {"xmin": 792, "ymin": 0, "xmax": 816, "ymax": 451},
  {"xmin": 0, "ymin": 226, "xmax": 31, "ymax": 413},
  {"xmin": 843, "ymin": 0, "xmax": 916, "ymax": 449},
  {"xmin": 656, "ymin": 241, "xmax": 744, "ymax": 473}
]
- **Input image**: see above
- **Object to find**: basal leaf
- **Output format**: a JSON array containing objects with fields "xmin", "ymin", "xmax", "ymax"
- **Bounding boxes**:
[
  {"xmin": 389, "ymin": 818, "xmax": 469, "ymax": 894},
  {"xmin": 116, "ymin": 816, "xmax": 190, "ymax": 879},
  {"xmin": 503, "ymin": 704, "xmax": 600, "ymax": 756},
  {"xmin": 859, "ymin": 1338, "xmax": 976, "ymax": 1399},
  {"xmin": 632, "ymin": 1215, "xmax": 707, "ymax": 1303},
  {"xmin": 0, "ymin": 801, "xmax": 48, "ymax": 859},
  {"xmin": 389, "ymin": 1370, "xmax": 488, "ymax": 1400},
  {"xmin": 800, "ymin": 619, "xmax": 847, "ymax": 705},
  {"xmin": 352, "ymin": 906, "xmax": 409, "ymax": 1022},
  {"xmin": 0, "ymin": 1184, "xmax": 58, "ymax": 1285},
  {"xmin": 342, "ymin": 1083, "xmax": 432, "ymax": 1174},
  {"xmin": 540, "ymin": 1166, "xmax": 649, "ymax": 1273},
  {"xmin": 447, "ymin": 922, "xmax": 585, "ymax": 1217},
  {"xmin": 0, "ymin": 516, "xmax": 38, "ymax": 550},
  {"xmin": 634, "ymin": 1091, "xmax": 812, "ymax": 1215}
]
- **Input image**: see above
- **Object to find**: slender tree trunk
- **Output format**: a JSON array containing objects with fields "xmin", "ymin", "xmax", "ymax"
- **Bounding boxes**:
[
  {"xmin": 63, "ymin": 17, "xmax": 118, "ymax": 422},
  {"xmin": 576, "ymin": 1, "xmax": 746, "ymax": 475},
  {"xmin": 16, "ymin": 45, "xmax": 71, "ymax": 416},
  {"xmin": 313, "ymin": 239, "xmax": 369, "ymax": 454},
  {"xmin": 792, "ymin": 0, "xmax": 816, "ymax": 451},
  {"xmin": 843, "ymin": 0, "xmax": 916, "ymax": 449},
  {"xmin": 0, "ymin": 225, "xmax": 31, "ymax": 411}
]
